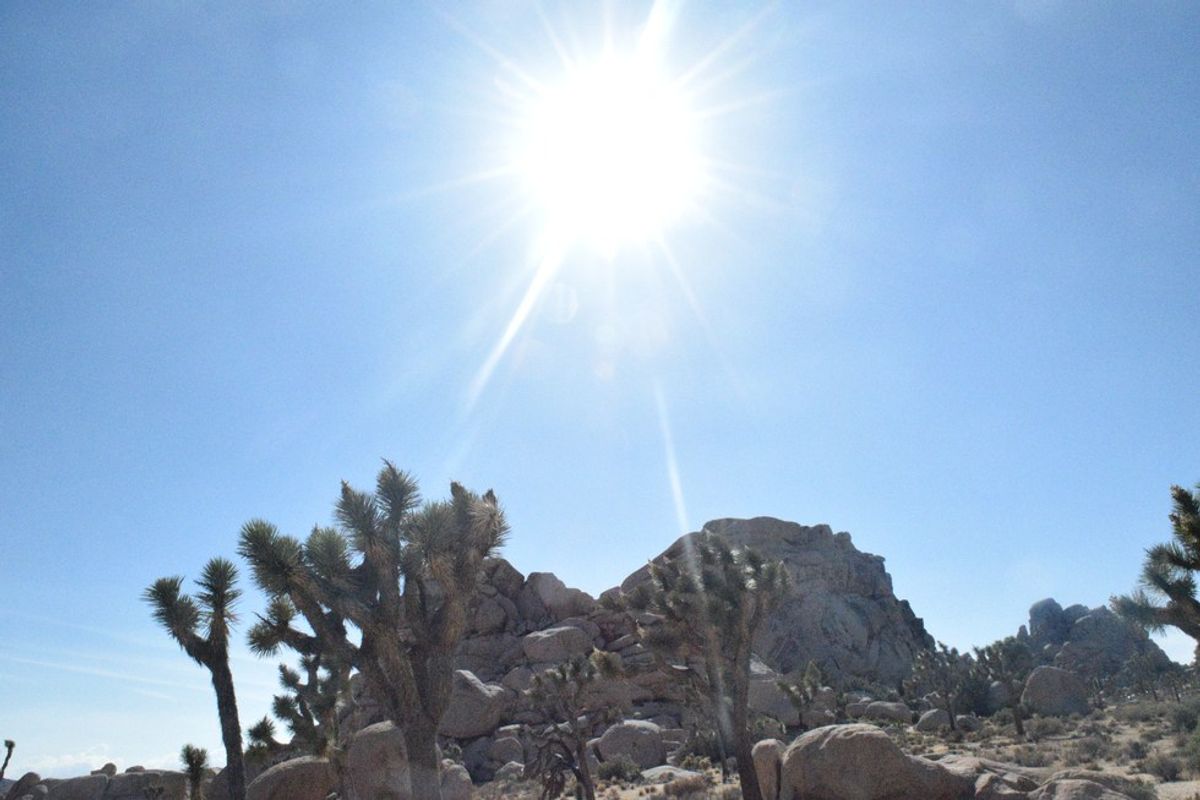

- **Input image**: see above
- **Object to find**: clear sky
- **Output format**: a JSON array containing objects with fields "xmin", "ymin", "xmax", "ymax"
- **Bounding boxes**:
[{"xmin": 2, "ymin": 0, "xmax": 1198, "ymax": 779}]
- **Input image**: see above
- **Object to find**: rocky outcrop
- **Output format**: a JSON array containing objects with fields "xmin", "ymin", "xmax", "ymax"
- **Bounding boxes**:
[
  {"xmin": 1022, "ymin": 666, "xmax": 1090, "ymax": 717},
  {"xmin": 1022, "ymin": 599, "xmax": 1169, "ymax": 681},
  {"xmin": 621, "ymin": 518, "xmax": 932, "ymax": 682},
  {"xmin": 778, "ymin": 724, "xmax": 971, "ymax": 800}
]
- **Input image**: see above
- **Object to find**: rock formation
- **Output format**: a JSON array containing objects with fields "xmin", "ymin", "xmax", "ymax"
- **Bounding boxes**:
[
  {"xmin": 621, "ymin": 517, "xmax": 933, "ymax": 683},
  {"xmin": 1020, "ymin": 598, "xmax": 1170, "ymax": 681}
]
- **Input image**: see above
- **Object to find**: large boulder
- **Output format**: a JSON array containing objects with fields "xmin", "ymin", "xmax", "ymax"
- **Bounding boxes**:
[
  {"xmin": 439, "ymin": 763, "xmax": 472, "ymax": 800},
  {"xmin": 778, "ymin": 724, "xmax": 971, "ymax": 800},
  {"xmin": 1022, "ymin": 666, "xmax": 1089, "ymax": 717},
  {"xmin": 596, "ymin": 721, "xmax": 666, "ymax": 769},
  {"xmin": 748, "ymin": 658, "xmax": 801, "ymax": 726},
  {"xmin": 246, "ymin": 757, "xmax": 336, "ymax": 800},
  {"xmin": 103, "ymin": 771, "xmax": 188, "ymax": 800},
  {"xmin": 1028, "ymin": 779, "xmax": 1133, "ymax": 800},
  {"xmin": 521, "ymin": 626, "xmax": 592, "ymax": 663},
  {"xmin": 752, "ymin": 739, "xmax": 785, "ymax": 800},
  {"xmin": 518, "ymin": 573, "xmax": 596, "ymax": 623},
  {"xmin": 861, "ymin": 701, "xmax": 913, "ymax": 725},
  {"xmin": 619, "ymin": 518, "xmax": 932, "ymax": 683},
  {"xmin": 346, "ymin": 721, "xmax": 409, "ymax": 800},
  {"xmin": 439, "ymin": 670, "xmax": 507, "ymax": 739},
  {"xmin": 5, "ymin": 773, "xmax": 42, "ymax": 800},
  {"xmin": 915, "ymin": 708, "xmax": 952, "ymax": 732},
  {"xmin": 45, "ymin": 776, "xmax": 106, "ymax": 800}
]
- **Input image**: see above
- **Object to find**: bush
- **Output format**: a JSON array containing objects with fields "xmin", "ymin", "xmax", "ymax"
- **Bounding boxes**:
[
  {"xmin": 596, "ymin": 756, "xmax": 642, "ymax": 784},
  {"xmin": 1169, "ymin": 699, "xmax": 1200, "ymax": 732},
  {"xmin": 663, "ymin": 773, "xmax": 711, "ymax": 797},
  {"xmin": 1025, "ymin": 717, "xmax": 1066, "ymax": 741},
  {"xmin": 1142, "ymin": 752, "xmax": 1182, "ymax": 781},
  {"xmin": 1124, "ymin": 739, "xmax": 1149, "ymax": 761}
]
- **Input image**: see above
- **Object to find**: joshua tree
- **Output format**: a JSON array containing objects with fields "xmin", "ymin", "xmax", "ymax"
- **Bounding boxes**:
[
  {"xmin": 181, "ymin": 744, "xmax": 209, "ymax": 800},
  {"xmin": 780, "ymin": 660, "xmax": 836, "ymax": 731},
  {"xmin": 238, "ymin": 462, "xmax": 508, "ymax": 800},
  {"xmin": 524, "ymin": 650, "xmax": 623, "ymax": 800},
  {"xmin": 905, "ymin": 642, "xmax": 975, "ymax": 732},
  {"xmin": 1114, "ymin": 483, "xmax": 1200, "ymax": 641},
  {"xmin": 973, "ymin": 636, "xmax": 1033, "ymax": 737},
  {"xmin": 244, "ymin": 716, "xmax": 284, "ymax": 766},
  {"xmin": 623, "ymin": 531, "xmax": 787, "ymax": 800},
  {"xmin": 1, "ymin": 739, "xmax": 13, "ymax": 780},
  {"xmin": 144, "ymin": 559, "xmax": 245, "ymax": 800}
]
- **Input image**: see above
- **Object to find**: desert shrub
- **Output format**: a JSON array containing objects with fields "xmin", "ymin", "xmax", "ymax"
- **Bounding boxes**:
[
  {"xmin": 1025, "ymin": 717, "xmax": 1066, "ymax": 741},
  {"xmin": 1122, "ymin": 781, "xmax": 1160, "ymax": 800},
  {"xmin": 1142, "ymin": 752, "xmax": 1183, "ymax": 781},
  {"xmin": 1010, "ymin": 744, "xmax": 1053, "ymax": 767},
  {"xmin": 663, "ymin": 773, "xmax": 711, "ymax": 797},
  {"xmin": 676, "ymin": 729, "xmax": 724, "ymax": 763},
  {"xmin": 1115, "ymin": 701, "xmax": 1166, "ymax": 724},
  {"xmin": 1124, "ymin": 739, "xmax": 1149, "ymax": 761},
  {"xmin": 1170, "ymin": 699, "xmax": 1200, "ymax": 732},
  {"xmin": 677, "ymin": 753, "xmax": 711, "ymax": 773},
  {"xmin": 597, "ymin": 755, "xmax": 642, "ymax": 784}
]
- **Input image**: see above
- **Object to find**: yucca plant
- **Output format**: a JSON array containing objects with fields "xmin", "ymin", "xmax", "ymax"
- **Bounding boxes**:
[
  {"xmin": 972, "ymin": 636, "xmax": 1033, "ymax": 736},
  {"xmin": 623, "ymin": 532, "xmax": 787, "ymax": 800},
  {"xmin": 144, "ymin": 559, "xmax": 245, "ymax": 800},
  {"xmin": 524, "ymin": 649, "xmax": 623, "ymax": 800},
  {"xmin": 238, "ymin": 461, "xmax": 508, "ymax": 800},
  {"xmin": 1114, "ymin": 483, "xmax": 1200, "ymax": 641},
  {"xmin": 181, "ymin": 744, "xmax": 208, "ymax": 800}
]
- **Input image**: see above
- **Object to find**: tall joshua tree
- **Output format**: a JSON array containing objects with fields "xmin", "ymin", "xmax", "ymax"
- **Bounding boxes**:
[
  {"xmin": 144, "ymin": 559, "xmax": 245, "ymax": 800},
  {"xmin": 1114, "ymin": 483, "xmax": 1200, "ymax": 641},
  {"xmin": 238, "ymin": 461, "xmax": 508, "ymax": 800},
  {"xmin": 624, "ymin": 532, "xmax": 787, "ymax": 800},
  {"xmin": 1, "ymin": 739, "xmax": 13, "ymax": 780}
]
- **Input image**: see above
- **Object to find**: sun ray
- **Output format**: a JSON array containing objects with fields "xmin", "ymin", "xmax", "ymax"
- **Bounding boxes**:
[
  {"xmin": 654, "ymin": 382, "xmax": 690, "ymax": 536},
  {"xmin": 467, "ymin": 234, "xmax": 567, "ymax": 409}
]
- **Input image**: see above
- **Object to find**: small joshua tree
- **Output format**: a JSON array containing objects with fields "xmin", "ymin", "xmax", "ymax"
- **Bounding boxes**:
[
  {"xmin": 524, "ymin": 650, "xmax": 623, "ymax": 800},
  {"xmin": 780, "ymin": 660, "xmax": 835, "ymax": 731},
  {"xmin": 623, "ymin": 531, "xmax": 787, "ymax": 800},
  {"xmin": 973, "ymin": 636, "xmax": 1033, "ymax": 737},
  {"xmin": 244, "ymin": 717, "xmax": 284, "ymax": 766},
  {"xmin": 144, "ymin": 559, "xmax": 245, "ymax": 800},
  {"xmin": 1, "ymin": 739, "xmax": 13, "ymax": 780},
  {"xmin": 181, "ymin": 744, "xmax": 209, "ymax": 800},
  {"xmin": 238, "ymin": 462, "xmax": 508, "ymax": 800},
  {"xmin": 1114, "ymin": 483, "xmax": 1200, "ymax": 641},
  {"xmin": 905, "ymin": 642, "xmax": 974, "ymax": 732}
]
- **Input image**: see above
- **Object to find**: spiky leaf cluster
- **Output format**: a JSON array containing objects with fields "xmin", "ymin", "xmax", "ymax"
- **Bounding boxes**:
[
  {"xmin": 1114, "ymin": 484, "xmax": 1200, "ymax": 641},
  {"xmin": 181, "ymin": 744, "xmax": 208, "ymax": 798},
  {"xmin": 237, "ymin": 461, "xmax": 509, "ymax": 763}
]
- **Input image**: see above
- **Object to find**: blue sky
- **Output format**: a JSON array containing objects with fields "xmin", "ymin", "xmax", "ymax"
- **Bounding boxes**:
[{"xmin": 2, "ymin": 0, "xmax": 1198, "ymax": 777}]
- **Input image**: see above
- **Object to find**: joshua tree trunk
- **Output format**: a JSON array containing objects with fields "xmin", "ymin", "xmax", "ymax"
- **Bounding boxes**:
[
  {"xmin": 210, "ymin": 658, "xmax": 246, "ymax": 800},
  {"xmin": 573, "ymin": 740, "xmax": 596, "ymax": 800},
  {"xmin": 1011, "ymin": 702, "xmax": 1025, "ymax": 737},
  {"xmin": 1, "ymin": 739, "xmax": 13, "ymax": 780},
  {"xmin": 403, "ymin": 722, "xmax": 443, "ymax": 800},
  {"xmin": 731, "ymin": 699, "xmax": 762, "ymax": 800}
]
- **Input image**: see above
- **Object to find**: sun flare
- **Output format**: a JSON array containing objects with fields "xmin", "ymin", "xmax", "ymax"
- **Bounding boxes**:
[{"xmin": 518, "ymin": 53, "xmax": 705, "ymax": 251}]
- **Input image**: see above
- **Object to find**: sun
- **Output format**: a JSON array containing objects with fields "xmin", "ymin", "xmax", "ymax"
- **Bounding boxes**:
[{"xmin": 518, "ymin": 51, "xmax": 706, "ymax": 253}]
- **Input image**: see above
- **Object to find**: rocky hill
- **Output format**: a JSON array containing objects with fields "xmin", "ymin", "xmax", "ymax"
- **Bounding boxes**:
[
  {"xmin": 1021, "ymin": 597, "xmax": 1170, "ymax": 681},
  {"xmin": 620, "ymin": 517, "xmax": 933, "ymax": 683}
]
